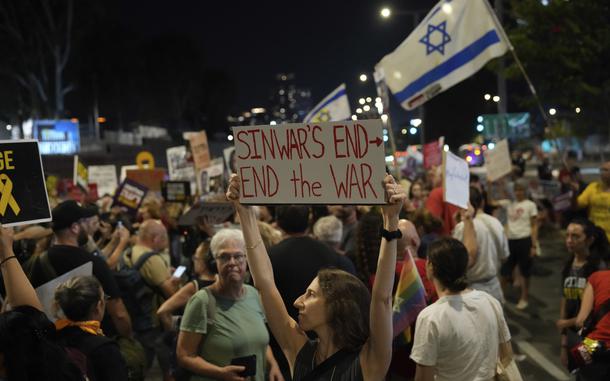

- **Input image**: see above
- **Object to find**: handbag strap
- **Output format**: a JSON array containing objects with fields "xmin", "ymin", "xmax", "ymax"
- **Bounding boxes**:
[{"xmin": 584, "ymin": 298, "xmax": 610, "ymax": 335}]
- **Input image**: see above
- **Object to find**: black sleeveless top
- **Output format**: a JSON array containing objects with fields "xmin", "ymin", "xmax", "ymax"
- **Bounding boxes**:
[{"xmin": 292, "ymin": 340, "xmax": 364, "ymax": 381}]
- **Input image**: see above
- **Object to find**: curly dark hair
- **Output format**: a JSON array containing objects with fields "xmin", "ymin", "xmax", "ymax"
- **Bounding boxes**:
[
  {"xmin": 317, "ymin": 269, "xmax": 370, "ymax": 351},
  {"xmin": 352, "ymin": 210, "xmax": 383, "ymax": 284}
]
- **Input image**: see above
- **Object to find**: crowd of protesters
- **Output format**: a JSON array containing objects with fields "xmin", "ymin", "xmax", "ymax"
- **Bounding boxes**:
[{"xmin": 0, "ymin": 152, "xmax": 607, "ymax": 381}]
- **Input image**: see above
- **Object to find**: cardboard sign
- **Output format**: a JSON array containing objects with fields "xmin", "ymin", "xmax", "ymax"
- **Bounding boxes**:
[
  {"xmin": 126, "ymin": 169, "xmax": 166, "ymax": 192},
  {"xmin": 423, "ymin": 137, "xmax": 443, "ymax": 169},
  {"xmin": 73, "ymin": 155, "xmax": 88, "ymax": 190},
  {"xmin": 162, "ymin": 181, "xmax": 191, "ymax": 202},
  {"xmin": 0, "ymin": 140, "xmax": 52, "ymax": 227},
  {"xmin": 443, "ymin": 150, "xmax": 469, "ymax": 209},
  {"xmin": 88, "ymin": 165, "xmax": 118, "ymax": 197},
  {"xmin": 167, "ymin": 145, "xmax": 196, "ymax": 193},
  {"xmin": 178, "ymin": 202, "xmax": 234, "ymax": 226},
  {"xmin": 223, "ymin": 146, "xmax": 237, "ymax": 174},
  {"xmin": 484, "ymin": 139, "xmax": 512, "ymax": 182},
  {"xmin": 185, "ymin": 131, "xmax": 211, "ymax": 170},
  {"xmin": 113, "ymin": 179, "xmax": 148, "ymax": 213},
  {"xmin": 233, "ymin": 120, "xmax": 386, "ymax": 204},
  {"xmin": 35, "ymin": 261, "xmax": 92, "ymax": 321}
]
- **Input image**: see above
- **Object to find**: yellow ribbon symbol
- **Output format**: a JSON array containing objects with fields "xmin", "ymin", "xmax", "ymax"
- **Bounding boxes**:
[{"xmin": 0, "ymin": 174, "xmax": 20, "ymax": 216}]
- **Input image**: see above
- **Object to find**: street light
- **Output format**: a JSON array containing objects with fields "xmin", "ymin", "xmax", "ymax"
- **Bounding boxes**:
[
  {"xmin": 476, "ymin": 124, "xmax": 484, "ymax": 132},
  {"xmin": 351, "ymin": 115, "xmax": 358, "ymax": 121},
  {"xmin": 401, "ymin": 128, "xmax": 407, "ymax": 135},
  {"xmin": 356, "ymin": 108, "xmax": 363, "ymax": 114},
  {"xmin": 409, "ymin": 127, "xmax": 418, "ymax": 135},
  {"xmin": 363, "ymin": 105, "xmax": 371, "ymax": 112},
  {"xmin": 492, "ymin": 95, "xmax": 500, "ymax": 103},
  {"xmin": 484, "ymin": 94, "xmax": 491, "ymax": 101},
  {"xmin": 366, "ymin": 97, "xmax": 372, "ymax": 103},
  {"xmin": 227, "ymin": 135, "xmax": 234, "ymax": 141},
  {"xmin": 270, "ymin": 120, "xmax": 277, "ymax": 125},
  {"xmin": 575, "ymin": 107, "xmax": 581, "ymax": 114},
  {"xmin": 549, "ymin": 108, "xmax": 557, "ymax": 116},
  {"xmin": 380, "ymin": 7, "xmax": 391, "ymax": 18},
  {"xmin": 358, "ymin": 98, "xmax": 365, "ymax": 105},
  {"xmin": 410, "ymin": 118, "xmax": 422, "ymax": 127},
  {"xmin": 380, "ymin": 114, "xmax": 389, "ymax": 123},
  {"xmin": 359, "ymin": 74, "xmax": 368, "ymax": 82}
]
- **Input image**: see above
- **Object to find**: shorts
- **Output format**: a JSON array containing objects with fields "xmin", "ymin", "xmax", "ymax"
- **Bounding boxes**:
[{"xmin": 501, "ymin": 237, "xmax": 533, "ymax": 279}]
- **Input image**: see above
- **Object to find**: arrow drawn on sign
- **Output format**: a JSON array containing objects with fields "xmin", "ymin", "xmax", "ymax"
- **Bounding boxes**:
[{"xmin": 369, "ymin": 137, "xmax": 383, "ymax": 147}]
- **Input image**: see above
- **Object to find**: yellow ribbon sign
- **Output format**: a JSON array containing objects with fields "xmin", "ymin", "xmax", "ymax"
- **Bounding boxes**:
[
  {"xmin": 0, "ymin": 174, "xmax": 20, "ymax": 216},
  {"xmin": 136, "ymin": 151, "xmax": 155, "ymax": 169}
]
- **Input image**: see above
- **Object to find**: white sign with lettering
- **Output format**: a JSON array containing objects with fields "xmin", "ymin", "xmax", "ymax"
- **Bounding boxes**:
[{"xmin": 443, "ymin": 150, "xmax": 470, "ymax": 209}]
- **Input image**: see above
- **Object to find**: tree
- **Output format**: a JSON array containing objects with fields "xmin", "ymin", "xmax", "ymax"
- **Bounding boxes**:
[
  {"xmin": 505, "ymin": 0, "xmax": 610, "ymax": 138},
  {"xmin": 0, "ymin": 0, "xmax": 74, "ymax": 119}
]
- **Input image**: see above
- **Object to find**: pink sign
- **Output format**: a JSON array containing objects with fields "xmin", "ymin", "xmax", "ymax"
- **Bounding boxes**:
[{"xmin": 423, "ymin": 140, "xmax": 442, "ymax": 169}]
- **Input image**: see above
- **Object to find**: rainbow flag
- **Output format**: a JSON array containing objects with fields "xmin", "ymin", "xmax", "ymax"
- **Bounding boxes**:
[{"xmin": 392, "ymin": 250, "xmax": 427, "ymax": 343}]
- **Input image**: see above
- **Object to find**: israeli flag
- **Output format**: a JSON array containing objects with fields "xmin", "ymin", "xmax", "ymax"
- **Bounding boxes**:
[
  {"xmin": 303, "ymin": 83, "xmax": 351, "ymax": 123},
  {"xmin": 376, "ymin": 0, "xmax": 509, "ymax": 110}
]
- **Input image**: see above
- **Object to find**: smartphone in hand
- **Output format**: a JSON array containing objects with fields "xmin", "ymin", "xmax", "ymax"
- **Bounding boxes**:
[
  {"xmin": 230, "ymin": 355, "xmax": 256, "ymax": 377},
  {"xmin": 172, "ymin": 265, "xmax": 187, "ymax": 278}
]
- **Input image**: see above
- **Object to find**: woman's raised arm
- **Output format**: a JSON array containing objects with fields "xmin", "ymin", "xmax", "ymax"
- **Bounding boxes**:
[
  {"xmin": 361, "ymin": 175, "xmax": 405, "ymax": 380},
  {"xmin": 226, "ymin": 175, "xmax": 307, "ymax": 365}
]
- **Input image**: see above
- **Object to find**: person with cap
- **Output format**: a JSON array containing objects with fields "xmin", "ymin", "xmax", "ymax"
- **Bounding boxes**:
[{"xmin": 28, "ymin": 200, "xmax": 133, "ymax": 338}]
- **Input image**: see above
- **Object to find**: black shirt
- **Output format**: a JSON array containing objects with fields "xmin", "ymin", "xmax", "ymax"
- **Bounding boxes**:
[
  {"xmin": 269, "ymin": 236, "xmax": 355, "ymax": 320},
  {"xmin": 30, "ymin": 245, "xmax": 121, "ymax": 299}
]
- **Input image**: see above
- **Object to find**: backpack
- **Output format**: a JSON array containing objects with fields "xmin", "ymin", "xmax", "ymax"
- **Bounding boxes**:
[
  {"xmin": 61, "ymin": 329, "xmax": 115, "ymax": 381},
  {"xmin": 171, "ymin": 287, "xmax": 217, "ymax": 381},
  {"xmin": 113, "ymin": 249, "xmax": 160, "ymax": 332}
]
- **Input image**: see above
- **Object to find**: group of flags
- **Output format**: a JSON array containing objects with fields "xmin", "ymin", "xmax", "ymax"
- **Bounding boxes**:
[
  {"xmin": 303, "ymin": 0, "xmax": 510, "ymax": 341},
  {"xmin": 304, "ymin": 0, "xmax": 509, "ymax": 123}
]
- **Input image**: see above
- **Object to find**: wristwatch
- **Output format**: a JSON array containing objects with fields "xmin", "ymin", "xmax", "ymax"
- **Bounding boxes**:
[{"xmin": 380, "ymin": 228, "xmax": 403, "ymax": 242}]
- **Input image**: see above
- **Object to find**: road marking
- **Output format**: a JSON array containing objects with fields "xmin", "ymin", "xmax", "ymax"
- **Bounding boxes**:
[{"xmin": 515, "ymin": 340, "xmax": 571, "ymax": 381}]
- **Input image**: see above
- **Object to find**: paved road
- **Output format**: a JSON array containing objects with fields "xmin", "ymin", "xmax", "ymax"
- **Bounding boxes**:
[{"xmin": 502, "ymin": 225, "xmax": 575, "ymax": 381}]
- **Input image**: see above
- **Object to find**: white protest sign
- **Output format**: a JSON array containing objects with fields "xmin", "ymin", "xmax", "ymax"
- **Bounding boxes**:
[
  {"xmin": 443, "ymin": 150, "xmax": 470, "ymax": 209},
  {"xmin": 120, "ymin": 165, "xmax": 139, "ymax": 182},
  {"xmin": 167, "ymin": 146, "xmax": 196, "ymax": 184},
  {"xmin": 233, "ymin": 120, "xmax": 386, "ymax": 204},
  {"xmin": 35, "ymin": 261, "xmax": 93, "ymax": 321},
  {"xmin": 88, "ymin": 165, "xmax": 118, "ymax": 197},
  {"xmin": 484, "ymin": 139, "xmax": 512, "ymax": 182}
]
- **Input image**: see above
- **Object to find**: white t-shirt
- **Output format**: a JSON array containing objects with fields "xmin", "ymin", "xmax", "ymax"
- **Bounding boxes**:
[
  {"xmin": 506, "ymin": 199, "xmax": 537, "ymax": 239},
  {"xmin": 410, "ymin": 290, "xmax": 511, "ymax": 381},
  {"xmin": 453, "ymin": 214, "xmax": 510, "ymax": 282}
]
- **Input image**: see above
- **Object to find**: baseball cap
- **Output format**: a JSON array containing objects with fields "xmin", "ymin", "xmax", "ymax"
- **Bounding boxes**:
[{"xmin": 52, "ymin": 200, "xmax": 97, "ymax": 231}]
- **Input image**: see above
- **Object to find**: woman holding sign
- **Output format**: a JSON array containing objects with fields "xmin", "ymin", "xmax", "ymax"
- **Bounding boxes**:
[{"xmin": 226, "ymin": 173, "xmax": 405, "ymax": 381}]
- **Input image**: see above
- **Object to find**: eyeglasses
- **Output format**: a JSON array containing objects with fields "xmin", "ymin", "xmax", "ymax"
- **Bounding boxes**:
[{"xmin": 216, "ymin": 253, "xmax": 246, "ymax": 264}]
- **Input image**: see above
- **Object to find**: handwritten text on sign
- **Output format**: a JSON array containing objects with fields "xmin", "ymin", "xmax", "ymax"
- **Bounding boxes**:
[{"xmin": 233, "ymin": 120, "xmax": 386, "ymax": 204}]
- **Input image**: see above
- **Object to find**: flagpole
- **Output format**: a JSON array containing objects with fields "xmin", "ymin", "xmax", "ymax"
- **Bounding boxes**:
[
  {"xmin": 483, "ymin": 0, "xmax": 566, "ymax": 164},
  {"xmin": 384, "ymin": 115, "xmax": 401, "ymax": 180}
]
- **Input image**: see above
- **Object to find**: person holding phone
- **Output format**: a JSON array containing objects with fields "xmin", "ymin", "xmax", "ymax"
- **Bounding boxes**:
[
  {"xmin": 177, "ymin": 229, "xmax": 283, "ymax": 381},
  {"xmin": 226, "ymin": 174, "xmax": 404, "ymax": 381}
]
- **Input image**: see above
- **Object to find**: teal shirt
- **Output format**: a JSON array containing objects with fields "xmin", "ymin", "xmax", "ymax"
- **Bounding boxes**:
[{"xmin": 180, "ymin": 285, "xmax": 269, "ymax": 381}]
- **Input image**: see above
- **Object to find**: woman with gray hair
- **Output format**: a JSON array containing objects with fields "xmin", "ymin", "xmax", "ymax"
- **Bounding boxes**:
[
  {"xmin": 177, "ymin": 228, "xmax": 283, "ymax": 381},
  {"xmin": 54, "ymin": 275, "xmax": 128, "ymax": 381},
  {"xmin": 313, "ymin": 215, "xmax": 343, "ymax": 250}
]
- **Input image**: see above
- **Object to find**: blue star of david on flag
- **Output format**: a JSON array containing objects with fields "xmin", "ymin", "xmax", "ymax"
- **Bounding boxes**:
[{"xmin": 419, "ymin": 21, "xmax": 451, "ymax": 55}]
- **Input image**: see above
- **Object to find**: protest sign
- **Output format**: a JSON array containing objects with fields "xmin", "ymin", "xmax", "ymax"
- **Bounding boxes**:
[
  {"xmin": 120, "ymin": 165, "xmax": 139, "ymax": 182},
  {"xmin": 443, "ymin": 150, "xmax": 469, "ymax": 209},
  {"xmin": 185, "ymin": 131, "xmax": 211, "ymax": 170},
  {"xmin": 162, "ymin": 181, "xmax": 191, "ymax": 202},
  {"xmin": 232, "ymin": 120, "xmax": 386, "ymax": 204},
  {"xmin": 113, "ymin": 179, "xmax": 148, "ymax": 213},
  {"xmin": 73, "ymin": 155, "xmax": 88, "ymax": 190},
  {"xmin": 423, "ymin": 137, "xmax": 444, "ymax": 169},
  {"xmin": 35, "ymin": 261, "xmax": 92, "ymax": 321},
  {"xmin": 0, "ymin": 140, "xmax": 52, "ymax": 227},
  {"xmin": 88, "ymin": 165, "xmax": 118, "ymax": 197},
  {"xmin": 167, "ymin": 145, "xmax": 197, "ymax": 193},
  {"xmin": 553, "ymin": 191, "xmax": 573, "ymax": 212},
  {"xmin": 198, "ymin": 158, "xmax": 224, "ymax": 195},
  {"xmin": 126, "ymin": 168, "xmax": 166, "ymax": 192},
  {"xmin": 223, "ymin": 146, "xmax": 237, "ymax": 174},
  {"xmin": 178, "ymin": 202, "xmax": 234, "ymax": 226},
  {"xmin": 484, "ymin": 139, "xmax": 512, "ymax": 182}
]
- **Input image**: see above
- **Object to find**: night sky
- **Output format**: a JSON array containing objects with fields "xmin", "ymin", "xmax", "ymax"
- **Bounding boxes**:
[{"xmin": 121, "ymin": 0, "xmax": 437, "ymax": 112}]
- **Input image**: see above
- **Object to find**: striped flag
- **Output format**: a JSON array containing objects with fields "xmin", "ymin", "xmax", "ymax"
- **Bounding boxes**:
[
  {"xmin": 303, "ymin": 84, "xmax": 351, "ymax": 123},
  {"xmin": 392, "ymin": 249, "xmax": 427, "ymax": 342},
  {"xmin": 376, "ymin": 0, "xmax": 509, "ymax": 110}
]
